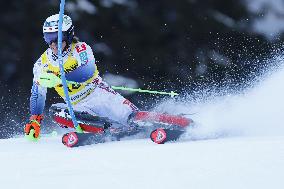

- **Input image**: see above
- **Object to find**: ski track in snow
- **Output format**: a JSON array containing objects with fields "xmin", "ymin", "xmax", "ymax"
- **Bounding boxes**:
[{"xmin": 1, "ymin": 57, "xmax": 284, "ymax": 188}]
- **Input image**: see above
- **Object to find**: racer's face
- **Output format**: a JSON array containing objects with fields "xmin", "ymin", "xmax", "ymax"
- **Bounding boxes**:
[{"xmin": 49, "ymin": 41, "xmax": 66, "ymax": 55}]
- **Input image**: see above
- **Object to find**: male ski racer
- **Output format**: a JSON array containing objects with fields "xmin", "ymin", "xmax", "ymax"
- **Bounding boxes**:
[{"xmin": 24, "ymin": 14, "xmax": 138, "ymax": 139}]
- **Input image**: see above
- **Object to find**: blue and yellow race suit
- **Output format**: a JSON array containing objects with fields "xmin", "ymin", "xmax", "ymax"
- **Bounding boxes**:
[
  {"xmin": 30, "ymin": 42, "xmax": 137, "ymax": 125},
  {"xmin": 30, "ymin": 42, "xmax": 98, "ymax": 114}
]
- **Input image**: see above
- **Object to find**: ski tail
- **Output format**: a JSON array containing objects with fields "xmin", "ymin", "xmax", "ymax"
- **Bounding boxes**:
[{"xmin": 130, "ymin": 111, "xmax": 193, "ymax": 144}]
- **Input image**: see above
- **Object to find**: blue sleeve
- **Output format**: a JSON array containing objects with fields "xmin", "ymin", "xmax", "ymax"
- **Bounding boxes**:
[
  {"xmin": 30, "ymin": 82, "xmax": 47, "ymax": 115},
  {"xmin": 65, "ymin": 60, "xmax": 96, "ymax": 82}
]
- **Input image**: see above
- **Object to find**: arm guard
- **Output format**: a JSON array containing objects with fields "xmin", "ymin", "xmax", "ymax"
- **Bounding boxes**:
[
  {"xmin": 30, "ymin": 57, "xmax": 47, "ymax": 115},
  {"xmin": 30, "ymin": 82, "xmax": 47, "ymax": 115}
]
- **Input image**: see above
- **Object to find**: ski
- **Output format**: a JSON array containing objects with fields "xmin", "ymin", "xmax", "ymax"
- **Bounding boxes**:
[
  {"xmin": 62, "ymin": 126, "xmax": 142, "ymax": 148},
  {"xmin": 62, "ymin": 127, "xmax": 185, "ymax": 148},
  {"xmin": 50, "ymin": 104, "xmax": 194, "ymax": 147}
]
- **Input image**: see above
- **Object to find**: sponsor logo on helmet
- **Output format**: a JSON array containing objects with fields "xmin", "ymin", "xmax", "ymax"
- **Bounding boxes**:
[
  {"xmin": 63, "ymin": 15, "xmax": 72, "ymax": 26},
  {"xmin": 43, "ymin": 14, "xmax": 72, "ymax": 33},
  {"xmin": 44, "ymin": 20, "xmax": 59, "ymax": 27}
]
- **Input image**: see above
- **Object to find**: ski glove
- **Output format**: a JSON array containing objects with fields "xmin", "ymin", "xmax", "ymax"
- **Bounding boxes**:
[
  {"xmin": 24, "ymin": 114, "xmax": 43, "ymax": 140},
  {"xmin": 38, "ymin": 72, "xmax": 79, "ymax": 88},
  {"xmin": 38, "ymin": 72, "xmax": 62, "ymax": 88}
]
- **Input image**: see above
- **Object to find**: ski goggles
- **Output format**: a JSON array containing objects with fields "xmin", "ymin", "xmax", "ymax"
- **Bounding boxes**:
[{"xmin": 43, "ymin": 32, "xmax": 68, "ymax": 45}]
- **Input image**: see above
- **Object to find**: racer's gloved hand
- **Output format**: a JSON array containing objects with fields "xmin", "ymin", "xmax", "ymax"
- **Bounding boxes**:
[
  {"xmin": 38, "ymin": 72, "xmax": 79, "ymax": 88},
  {"xmin": 38, "ymin": 72, "xmax": 61, "ymax": 88},
  {"xmin": 24, "ymin": 114, "xmax": 44, "ymax": 140}
]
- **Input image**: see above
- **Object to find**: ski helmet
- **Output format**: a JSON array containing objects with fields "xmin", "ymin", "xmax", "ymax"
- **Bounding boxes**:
[{"xmin": 42, "ymin": 14, "xmax": 74, "ymax": 45}]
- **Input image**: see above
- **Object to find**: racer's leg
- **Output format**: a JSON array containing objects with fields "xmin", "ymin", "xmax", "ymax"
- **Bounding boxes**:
[{"xmin": 75, "ymin": 78, "xmax": 139, "ymax": 126}]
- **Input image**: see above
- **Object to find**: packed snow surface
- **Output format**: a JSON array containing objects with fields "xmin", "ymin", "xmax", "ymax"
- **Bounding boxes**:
[
  {"xmin": 1, "ymin": 60, "xmax": 284, "ymax": 188},
  {"xmin": 1, "ymin": 136, "xmax": 284, "ymax": 189}
]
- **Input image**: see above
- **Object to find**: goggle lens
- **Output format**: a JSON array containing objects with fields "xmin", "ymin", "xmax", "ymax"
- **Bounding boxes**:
[{"xmin": 43, "ymin": 32, "xmax": 68, "ymax": 45}]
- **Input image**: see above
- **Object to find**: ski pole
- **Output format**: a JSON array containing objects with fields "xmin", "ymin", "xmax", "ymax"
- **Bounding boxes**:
[
  {"xmin": 111, "ymin": 86, "xmax": 179, "ymax": 97},
  {"xmin": 58, "ymin": 0, "xmax": 83, "ymax": 133},
  {"xmin": 38, "ymin": 73, "xmax": 179, "ymax": 98}
]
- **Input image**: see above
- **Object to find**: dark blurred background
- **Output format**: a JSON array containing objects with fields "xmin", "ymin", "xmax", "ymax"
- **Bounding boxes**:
[{"xmin": 1, "ymin": 0, "xmax": 284, "ymax": 138}]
